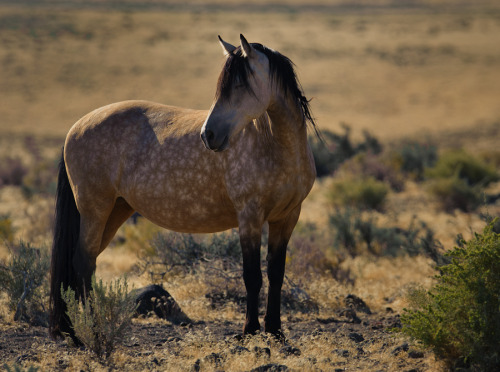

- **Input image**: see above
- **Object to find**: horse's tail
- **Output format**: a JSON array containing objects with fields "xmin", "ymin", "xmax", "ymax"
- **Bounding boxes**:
[{"xmin": 49, "ymin": 150, "xmax": 80, "ymax": 339}]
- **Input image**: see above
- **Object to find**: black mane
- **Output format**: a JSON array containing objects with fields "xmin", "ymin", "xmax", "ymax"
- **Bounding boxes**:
[{"xmin": 215, "ymin": 43, "xmax": 317, "ymax": 132}]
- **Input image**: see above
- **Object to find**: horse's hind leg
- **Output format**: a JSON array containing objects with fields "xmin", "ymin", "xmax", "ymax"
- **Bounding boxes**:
[
  {"xmin": 264, "ymin": 206, "xmax": 301, "ymax": 335},
  {"xmin": 98, "ymin": 197, "xmax": 135, "ymax": 254},
  {"xmin": 74, "ymin": 197, "xmax": 135, "ymax": 289},
  {"xmin": 72, "ymin": 198, "xmax": 117, "ymax": 296}
]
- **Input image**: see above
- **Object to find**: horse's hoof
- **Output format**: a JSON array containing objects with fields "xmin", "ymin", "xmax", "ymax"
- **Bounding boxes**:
[
  {"xmin": 266, "ymin": 329, "xmax": 287, "ymax": 344},
  {"xmin": 233, "ymin": 334, "xmax": 247, "ymax": 343},
  {"xmin": 233, "ymin": 332, "xmax": 258, "ymax": 344},
  {"xmin": 65, "ymin": 333, "xmax": 84, "ymax": 347},
  {"xmin": 243, "ymin": 323, "xmax": 261, "ymax": 336}
]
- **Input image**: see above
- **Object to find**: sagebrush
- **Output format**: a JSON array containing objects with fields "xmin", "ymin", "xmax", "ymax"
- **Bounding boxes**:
[
  {"xmin": 424, "ymin": 149, "xmax": 498, "ymax": 211},
  {"xmin": 308, "ymin": 125, "xmax": 382, "ymax": 177},
  {"xmin": 0, "ymin": 241, "xmax": 50, "ymax": 324},
  {"xmin": 328, "ymin": 176, "xmax": 389, "ymax": 211},
  {"xmin": 329, "ymin": 208, "xmax": 443, "ymax": 262},
  {"xmin": 0, "ymin": 214, "xmax": 15, "ymax": 243},
  {"xmin": 140, "ymin": 229, "xmax": 242, "ymax": 280},
  {"xmin": 61, "ymin": 275, "xmax": 137, "ymax": 359},
  {"xmin": 402, "ymin": 221, "xmax": 500, "ymax": 371},
  {"xmin": 3, "ymin": 364, "xmax": 39, "ymax": 372},
  {"xmin": 392, "ymin": 140, "xmax": 437, "ymax": 181}
]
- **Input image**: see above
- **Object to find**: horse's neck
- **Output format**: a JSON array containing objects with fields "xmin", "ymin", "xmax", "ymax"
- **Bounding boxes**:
[{"xmin": 267, "ymin": 96, "xmax": 308, "ymax": 151}]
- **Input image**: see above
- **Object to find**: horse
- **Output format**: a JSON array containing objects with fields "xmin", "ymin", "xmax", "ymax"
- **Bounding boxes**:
[{"xmin": 49, "ymin": 34, "xmax": 318, "ymax": 341}]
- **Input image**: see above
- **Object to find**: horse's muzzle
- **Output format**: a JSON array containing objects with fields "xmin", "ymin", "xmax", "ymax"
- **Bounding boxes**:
[{"xmin": 200, "ymin": 129, "xmax": 229, "ymax": 152}]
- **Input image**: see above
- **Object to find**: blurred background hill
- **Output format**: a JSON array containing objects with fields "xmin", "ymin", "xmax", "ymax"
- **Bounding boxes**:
[{"xmin": 1, "ymin": 0, "xmax": 499, "ymax": 141}]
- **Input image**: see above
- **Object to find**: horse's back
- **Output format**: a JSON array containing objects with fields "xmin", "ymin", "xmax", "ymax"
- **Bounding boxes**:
[
  {"xmin": 66, "ymin": 100, "xmax": 205, "ymax": 141},
  {"xmin": 64, "ymin": 100, "xmax": 238, "ymax": 233}
]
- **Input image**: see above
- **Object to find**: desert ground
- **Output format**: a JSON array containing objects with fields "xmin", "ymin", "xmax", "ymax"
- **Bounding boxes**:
[{"xmin": 0, "ymin": 1, "xmax": 499, "ymax": 371}]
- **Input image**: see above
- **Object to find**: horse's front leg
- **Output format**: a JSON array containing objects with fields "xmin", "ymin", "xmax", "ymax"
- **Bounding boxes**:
[
  {"xmin": 238, "ymin": 211, "xmax": 264, "ymax": 335},
  {"xmin": 265, "ymin": 206, "xmax": 301, "ymax": 335}
]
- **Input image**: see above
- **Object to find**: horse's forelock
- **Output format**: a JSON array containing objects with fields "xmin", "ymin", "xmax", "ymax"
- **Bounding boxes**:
[{"xmin": 216, "ymin": 47, "xmax": 254, "ymax": 101}]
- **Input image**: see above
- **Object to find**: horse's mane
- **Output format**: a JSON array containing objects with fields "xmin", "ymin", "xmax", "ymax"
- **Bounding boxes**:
[{"xmin": 215, "ymin": 43, "xmax": 319, "ymax": 136}]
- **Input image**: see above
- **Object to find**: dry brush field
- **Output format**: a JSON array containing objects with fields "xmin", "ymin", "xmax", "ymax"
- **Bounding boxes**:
[{"xmin": 1, "ymin": 1, "xmax": 500, "ymax": 371}]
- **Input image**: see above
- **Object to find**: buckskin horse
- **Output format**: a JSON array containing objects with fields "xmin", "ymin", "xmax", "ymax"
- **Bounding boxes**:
[{"xmin": 49, "ymin": 34, "xmax": 318, "ymax": 341}]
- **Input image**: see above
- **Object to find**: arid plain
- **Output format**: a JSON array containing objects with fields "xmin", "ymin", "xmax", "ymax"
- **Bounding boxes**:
[{"xmin": 1, "ymin": 1, "xmax": 499, "ymax": 371}]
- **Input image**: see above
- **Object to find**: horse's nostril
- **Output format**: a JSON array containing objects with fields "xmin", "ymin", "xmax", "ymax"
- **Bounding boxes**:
[{"xmin": 206, "ymin": 129, "xmax": 215, "ymax": 142}]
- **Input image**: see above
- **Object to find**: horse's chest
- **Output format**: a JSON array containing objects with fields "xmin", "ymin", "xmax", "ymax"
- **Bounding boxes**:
[
  {"xmin": 270, "ymin": 171, "xmax": 313, "ymax": 212},
  {"xmin": 226, "ymin": 155, "xmax": 314, "ymax": 215}
]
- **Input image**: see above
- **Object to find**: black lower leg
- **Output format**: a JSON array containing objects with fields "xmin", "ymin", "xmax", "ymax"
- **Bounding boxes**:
[
  {"xmin": 265, "ymin": 244, "xmax": 286, "ymax": 334},
  {"xmin": 241, "ymin": 237, "xmax": 262, "ymax": 335}
]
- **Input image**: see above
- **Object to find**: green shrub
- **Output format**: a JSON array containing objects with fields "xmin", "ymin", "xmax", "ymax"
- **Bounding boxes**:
[
  {"xmin": 328, "ymin": 209, "xmax": 443, "ymax": 262},
  {"xmin": 479, "ymin": 149, "xmax": 500, "ymax": 168},
  {"xmin": 401, "ymin": 221, "xmax": 500, "ymax": 370},
  {"xmin": 3, "ymin": 364, "xmax": 39, "ymax": 372},
  {"xmin": 426, "ymin": 175, "xmax": 483, "ymax": 212},
  {"xmin": 339, "ymin": 152, "xmax": 405, "ymax": 191},
  {"xmin": 481, "ymin": 212, "xmax": 500, "ymax": 234},
  {"xmin": 328, "ymin": 176, "xmax": 389, "ymax": 210},
  {"xmin": 393, "ymin": 140, "xmax": 437, "ymax": 180},
  {"xmin": 61, "ymin": 275, "xmax": 137, "ymax": 359},
  {"xmin": 309, "ymin": 125, "xmax": 382, "ymax": 177},
  {"xmin": 120, "ymin": 217, "xmax": 162, "ymax": 255},
  {"xmin": 0, "ymin": 214, "xmax": 15, "ymax": 243},
  {"xmin": 0, "ymin": 241, "xmax": 50, "ymax": 324},
  {"xmin": 424, "ymin": 149, "xmax": 498, "ymax": 212},
  {"xmin": 425, "ymin": 149, "xmax": 498, "ymax": 186}
]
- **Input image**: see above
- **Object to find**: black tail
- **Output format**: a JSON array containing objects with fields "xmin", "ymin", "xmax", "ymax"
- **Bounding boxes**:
[{"xmin": 49, "ymin": 150, "xmax": 80, "ymax": 339}]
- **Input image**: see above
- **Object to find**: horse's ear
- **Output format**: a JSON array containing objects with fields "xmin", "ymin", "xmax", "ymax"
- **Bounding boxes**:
[
  {"xmin": 218, "ymin": 35, "xmax": 236, "ymax": 56},
  {"xmin": 240, "ymin": 34, "xmax": 255, "ymax": 59}
]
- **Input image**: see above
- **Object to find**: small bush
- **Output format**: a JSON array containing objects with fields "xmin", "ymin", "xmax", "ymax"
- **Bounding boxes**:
[
  {"xmin": 0, "ymin": 157, "xmax": 28, "ymax": 187},
  {"xmin": 329, "ymin": 209, "xmax": 443, "ymax": 262},
  {"xmin": 0, "ymin": 136, "xmax": 59, "ymax": 197},
  {"xmin": 426, "ymin": 175, "xmax": 483, "ymax": 212},
  {"xmin": 287, "ymin": 222, "xmax": 350, "ymax": 282},
  {"xmin": 401, "ymin": 221, "xmax": 500, "ymax": 370},
  {"xmin": 479, "ymin": 149, "xmax": 500, "ymax": 168},
  {"xmin": 281, "ymin": 277, "xmax": 320, "ymax": 314},
  {"xmin": 21, "ymin": 157, "xmax": 59, "ymax": 197},
  {"xmin": 328, "ymin": 208, "xmax": 359, "ymax": 255},
  {"xmin": 309, "ymin": 127, "xmax": 354, "ymax": 177},
  {"xmin": 328, "ymin": 176, "xmax": 389, "ymax": 211},
  {"xmin": 392, "ymin": 140, "xmax": 437, "ymax": 180},
  {"xmin": 309, "ymin": 125, "xmax": 382, "ymax": 177},
  {"xmin": 340, "ymin": 152, "xmax": 404, "ymax": 191},
  {"xmin": 480, "ymin": 212, "xmax": 500, "ymax": 234},
  {"xmin": 0, "ymin": 241, "xmax": 50, "ymax": 324},
  {"xmin": 120, "ymin": 217, "xmax": 162, "ymax": 255},
  {"xmin": 425, "ymin": 149, "xmax": 498, "ymax": 186},
  {"xmin": 424, "ymin": 149, "xmax": 498, "ymax": 212},
  {"xmin": 62, "ymin": 275, "xmax": 137, "ymax": 359},
  {"xmin": 141, "ymin": 229, "xmax": 242, "ymax": 279},
  {"xmin": 3, "ymin": 364, "xmax": 39, "ymax": 372},
  {"xmin": 0, "ymin": 214, "xmax": 15, "ymax": 242}
]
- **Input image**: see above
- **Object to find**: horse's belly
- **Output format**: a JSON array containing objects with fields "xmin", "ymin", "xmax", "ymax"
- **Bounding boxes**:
[{"xmin": 126, "ymin": 191, "xmax": 238, "ymax": 234}]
